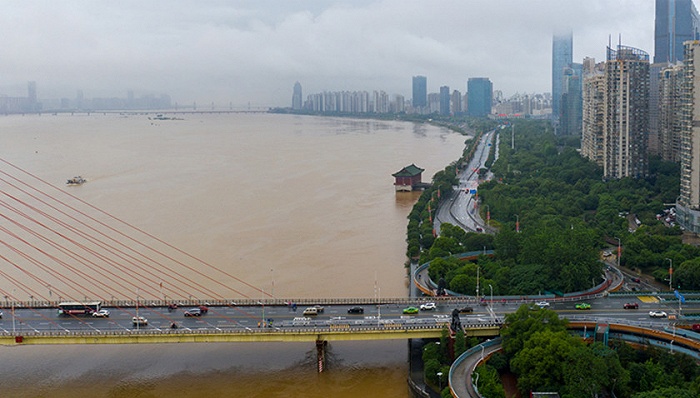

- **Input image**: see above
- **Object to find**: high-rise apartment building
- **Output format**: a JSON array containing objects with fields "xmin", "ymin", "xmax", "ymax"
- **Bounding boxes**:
[
  {"xmin": 677, "ymin": 40, "xmax": 700, "ymax": 233},
  {"xmin": 603, "ymin": 45, "xmax": 650, "ymax": 179},
  {"xmin": 552, "ymin": 32, "xmax": 573, "ymax": 116},
  {"xmin": 292, "ymin": 82, "xmax": 303, "ymax": 110},
  {"xmin": 581, "ymin": 58, "xmax": 606, "ymax": 166},
  {"xmin": 412, "ymin": 76, "xmax": 427, "ymax": 109},
  {"xmin": 451, "ymin": 90, "xmax": 462, "ymax": 114},
  {"xmin": 467, "ymin": 78, "xmax": 492, "ymax": 117},
  {"xmin": 654, "ymin": 0, "xmax": 700, "ymax": 64},
  {"xmin": 659, "ymin": 63, "xmax": 685, "ymax": 161},
  {"xmin": 439, "ymin": 86, "xmax": 450, "ymax": 115}
]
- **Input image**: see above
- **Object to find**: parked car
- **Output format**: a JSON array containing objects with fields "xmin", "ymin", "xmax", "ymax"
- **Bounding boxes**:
[
  {"xmin": 132, "ymin": 316, "xmax": 148, "ymax": 326},
  {"xmin": 692, "ymin": 324, "xmax": 700, "ymax": 331},
  {"xmin": 91, "ymin": 309, "xmax": 110, "ymax": 318},
  {"xmin": 403, "ymin": 306, "xmax": 419, "ymax": 315},
  {"xmin": 458, "ymin": 306, "xmax": 474, "ymax": 313},
  {"xmin": 420, "ymin": 302, "xmax": 437, "ymax": 311},
  {"xmin": 575, "ymin": 303, "xmax": 591, "ymax": 310},
  {"xmin": 649, "ymin": 311, "xmax": 667, "ymax": 318},
  {"xmin": 184, "ymin": 308, "xmax": 203, "ymax": 317},
  {"xmin": 535, "ymin": 301, "xmax": 550, "ymax": 308},
  {"xmin": 623, "ymin": 303, "xmax": 639, "ymax": 309},
  {"xmin": 347, "ymin": 306, "xmax": 364, "ymax": 314}
]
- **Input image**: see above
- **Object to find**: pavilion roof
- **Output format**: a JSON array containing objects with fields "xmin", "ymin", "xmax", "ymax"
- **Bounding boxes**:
[{"xmin": 392, "ymin": 164, "xmax": 424, "ymax": 177}]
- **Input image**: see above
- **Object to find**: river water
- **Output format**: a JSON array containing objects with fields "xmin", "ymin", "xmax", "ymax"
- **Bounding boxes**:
[{"xmin": 0, "ymin": 112, "xmax": 465, "ymax": 397}]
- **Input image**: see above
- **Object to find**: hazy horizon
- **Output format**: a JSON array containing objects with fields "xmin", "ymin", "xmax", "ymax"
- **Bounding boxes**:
[{"xmin": 1, "ymin": 1, "xmax": 655, "ymax": 107}]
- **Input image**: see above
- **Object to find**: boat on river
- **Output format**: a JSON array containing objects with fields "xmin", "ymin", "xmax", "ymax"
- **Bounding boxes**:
[{"xmin": 66, "ymin": 176, "xmax": 86, "ymax": 185}]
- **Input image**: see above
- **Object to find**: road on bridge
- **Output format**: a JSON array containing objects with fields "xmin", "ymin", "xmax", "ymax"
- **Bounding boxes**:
[{"xmin": 1, "ymin": 293, "xmax": 696, "ymax": 336}]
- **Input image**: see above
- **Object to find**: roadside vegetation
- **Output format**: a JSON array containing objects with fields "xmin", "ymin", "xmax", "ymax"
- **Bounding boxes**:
[
  {"xmin": 488, "ymin": 305, "xmax": 700, "ymax": 397},
  {"xmin": 415, "ymin": 118, "xmax": 691, "ymax": 295}
]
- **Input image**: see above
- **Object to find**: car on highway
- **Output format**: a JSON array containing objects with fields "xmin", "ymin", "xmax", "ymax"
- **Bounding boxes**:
[
  {"xmin": 403, "ymin": 306, "xmax": 419, "ymax": 315},
  {"xmin": 347, "ymin": 306, "xmax": 364, "ymax": 314},
  {"xmin": 458, "ymin": 306, "xmax": 474, "ymax": 313},
  {"xmin": 420, "ymin": 302, "xmax": 437, "ymax": 311},
  {"xmin": 575, "ymin": 303, "xmax": 591, "ymax": 310},
  {"xmin": 623, "ymin": 303, "xmax": 639, "ymax": 309},
  {"xmin": 535, "ymin": 301, "xmax": 550, "ymax": 308},
  {"xmin": 184, "ymin": 308, "xmax": 203, "ymax": 317},
  {"xmin": 132, "ymin": 316, "xmax": 148, "ymax": 326},
  {"xmin": 303, "ymin": 307, "xmax": 319, "ymax": 316},
  {"xmin": 649, "ymin": 311, "xmax": 667, "ymax": 318},
  {"xmin": 91, "ymin": 309, "xmax": 110, "ymax": 318}
]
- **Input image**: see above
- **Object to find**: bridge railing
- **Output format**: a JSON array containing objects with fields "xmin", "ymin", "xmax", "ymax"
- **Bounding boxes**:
[
  {"xmin": 0, "ymin": 297, "xmax": 492, "ymax": 310},
  {"xmin": 0, "ymin": 321, "xmax": 503, "ymax": 338},
  {"xmin": 448, "ymin": 337, "xmax": 502, "ymax": 398}
]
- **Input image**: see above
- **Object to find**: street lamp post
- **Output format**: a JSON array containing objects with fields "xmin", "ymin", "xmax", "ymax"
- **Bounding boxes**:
[
  {"xmin": 12, "ymin": 289, "xmax": 16, "ymax": 335},
  {"xmin": 667, "ymin": 258, "xmax": 673, "ymax": 291},
  {"xmin": 476, "ymin": 267, "xmax": 480, "ymax": 300},
  {"xmin": 437, "ymin": 371, "xmax": 443, "ymax": 391},
  {"xmin": 615, "ymin": 237, "xmax": 621, "ymax": 269},
  {"xmin": 485, "ymin": 204, "xmax": 490, "ymax": 227},
  {"xmin": 489, "ymin": 284, "xmax": 493, "ymax": 309}
]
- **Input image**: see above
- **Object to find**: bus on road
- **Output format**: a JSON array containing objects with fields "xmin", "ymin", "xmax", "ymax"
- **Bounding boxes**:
[{"xmin": 58, "ymin": 301, "xmax": 102, "ymax": 316}]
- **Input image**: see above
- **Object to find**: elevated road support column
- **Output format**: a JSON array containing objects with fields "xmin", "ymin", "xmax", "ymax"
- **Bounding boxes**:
[{"xmin": 316, "ymin": 339, "xmax": 327, "ymax": 373}]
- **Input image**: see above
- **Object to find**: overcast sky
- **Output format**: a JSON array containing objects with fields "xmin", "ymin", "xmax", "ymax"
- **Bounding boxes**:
[{"xmin": 0, "ymin": 0, "xmax": 656, "ymax": 108}]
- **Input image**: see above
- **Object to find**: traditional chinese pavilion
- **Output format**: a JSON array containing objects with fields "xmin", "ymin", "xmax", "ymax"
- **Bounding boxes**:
[{"xmin": 392, "ymin": 164, "xmax": 425, "ymax": 191}]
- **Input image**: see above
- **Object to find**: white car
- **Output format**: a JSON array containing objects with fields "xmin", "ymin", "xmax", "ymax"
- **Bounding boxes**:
[
  {"xmin": 535, "ymin": 301, "xmax": 550, "ymax": 308},
  {"xmin": 649, "ymin": 311, "xmax": 667, "ymax": 318},
  {"xmin": 132, "ymin": 316, "xmax": 148, "ymax": 326},
  {"xmin": 420, "ymin": 302, "xmax": 437, "ymax": 311},
  {"xmin": 91, "ymin": 309, "xmax": 110, "ymax": 318}
]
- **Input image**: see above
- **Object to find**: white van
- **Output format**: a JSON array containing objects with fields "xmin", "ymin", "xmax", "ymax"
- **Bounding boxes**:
[{"xmin": 302, "ymin": 307, "xmax": 318, "ymax": 316}]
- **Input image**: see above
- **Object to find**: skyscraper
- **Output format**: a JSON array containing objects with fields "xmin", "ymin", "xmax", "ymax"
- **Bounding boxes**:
[
  {"xmin": 658, "ymin": 63, "xmax": 684, "ymax": 162},
  {"xmin": 451, "ymin": 89, "xmax": 462, "ymax": 115},
  {"xmin": 467, "ymin": 78, "xmax": 493, "ymax": 117},
  {"xmin": 581, "ymin": 57, "xmax": 606, "ymax": 166},
  {"xmin": 654, "ymin": 0, "xmax": 700, "ymax": 64},
  {"xmin": 552, "ymin": 32, "xmax": 573, "ymax": 117},
  {"xmin": 603, "ymin": 45, "xmax": 650, "ymax": 179},
  {"xmin": 412, "ymin": 76, "xmax": 427, "ymax": 109},
  {"xmin": 439, "ymin": 86, "xmax": 450, "ymax": 115},
  {"xmin": 292, "ymin": 82, "xmax": 303, "ymax": 110},
  {"xmin": 677, "ymin": 40, "xmax": 700, "ymax": 232},
  {"xmin": 560, "ymin": 63, "xmax": 583, "ymax": 135}
]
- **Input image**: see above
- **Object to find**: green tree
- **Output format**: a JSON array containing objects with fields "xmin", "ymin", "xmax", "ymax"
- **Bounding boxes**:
[
  {"xmin": 501, "ymin": 305, "xmax": 567, "ymax": 356},
  {"xmin": 511, "ymin": 329, "xmax": 579, "ymax": 394},
  {"xmin": 632, "ymin": 387, "xmax": 698, "ymax": 398}
]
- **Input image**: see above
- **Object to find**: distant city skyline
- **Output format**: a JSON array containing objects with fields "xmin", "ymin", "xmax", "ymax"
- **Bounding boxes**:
[{"xmin": 0, "ymin": 1, "xmax": 656, "ymax": 107}]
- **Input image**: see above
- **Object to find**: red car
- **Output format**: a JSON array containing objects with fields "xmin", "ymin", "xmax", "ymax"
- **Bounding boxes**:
[{"xmin": 623, "ymin": 303, "xmax": 639, "ymax": 309}]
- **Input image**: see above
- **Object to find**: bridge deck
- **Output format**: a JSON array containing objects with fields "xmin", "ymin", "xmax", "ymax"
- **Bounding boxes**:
[{"xmin": 0, "ymin": 324, "xmax": 501, "ymax": 345}]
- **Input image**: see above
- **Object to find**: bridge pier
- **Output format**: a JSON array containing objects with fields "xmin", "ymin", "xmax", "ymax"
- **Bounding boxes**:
[{"xmin": 316, "ymin": 339, "xmax": 327, "ymax": 373}]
